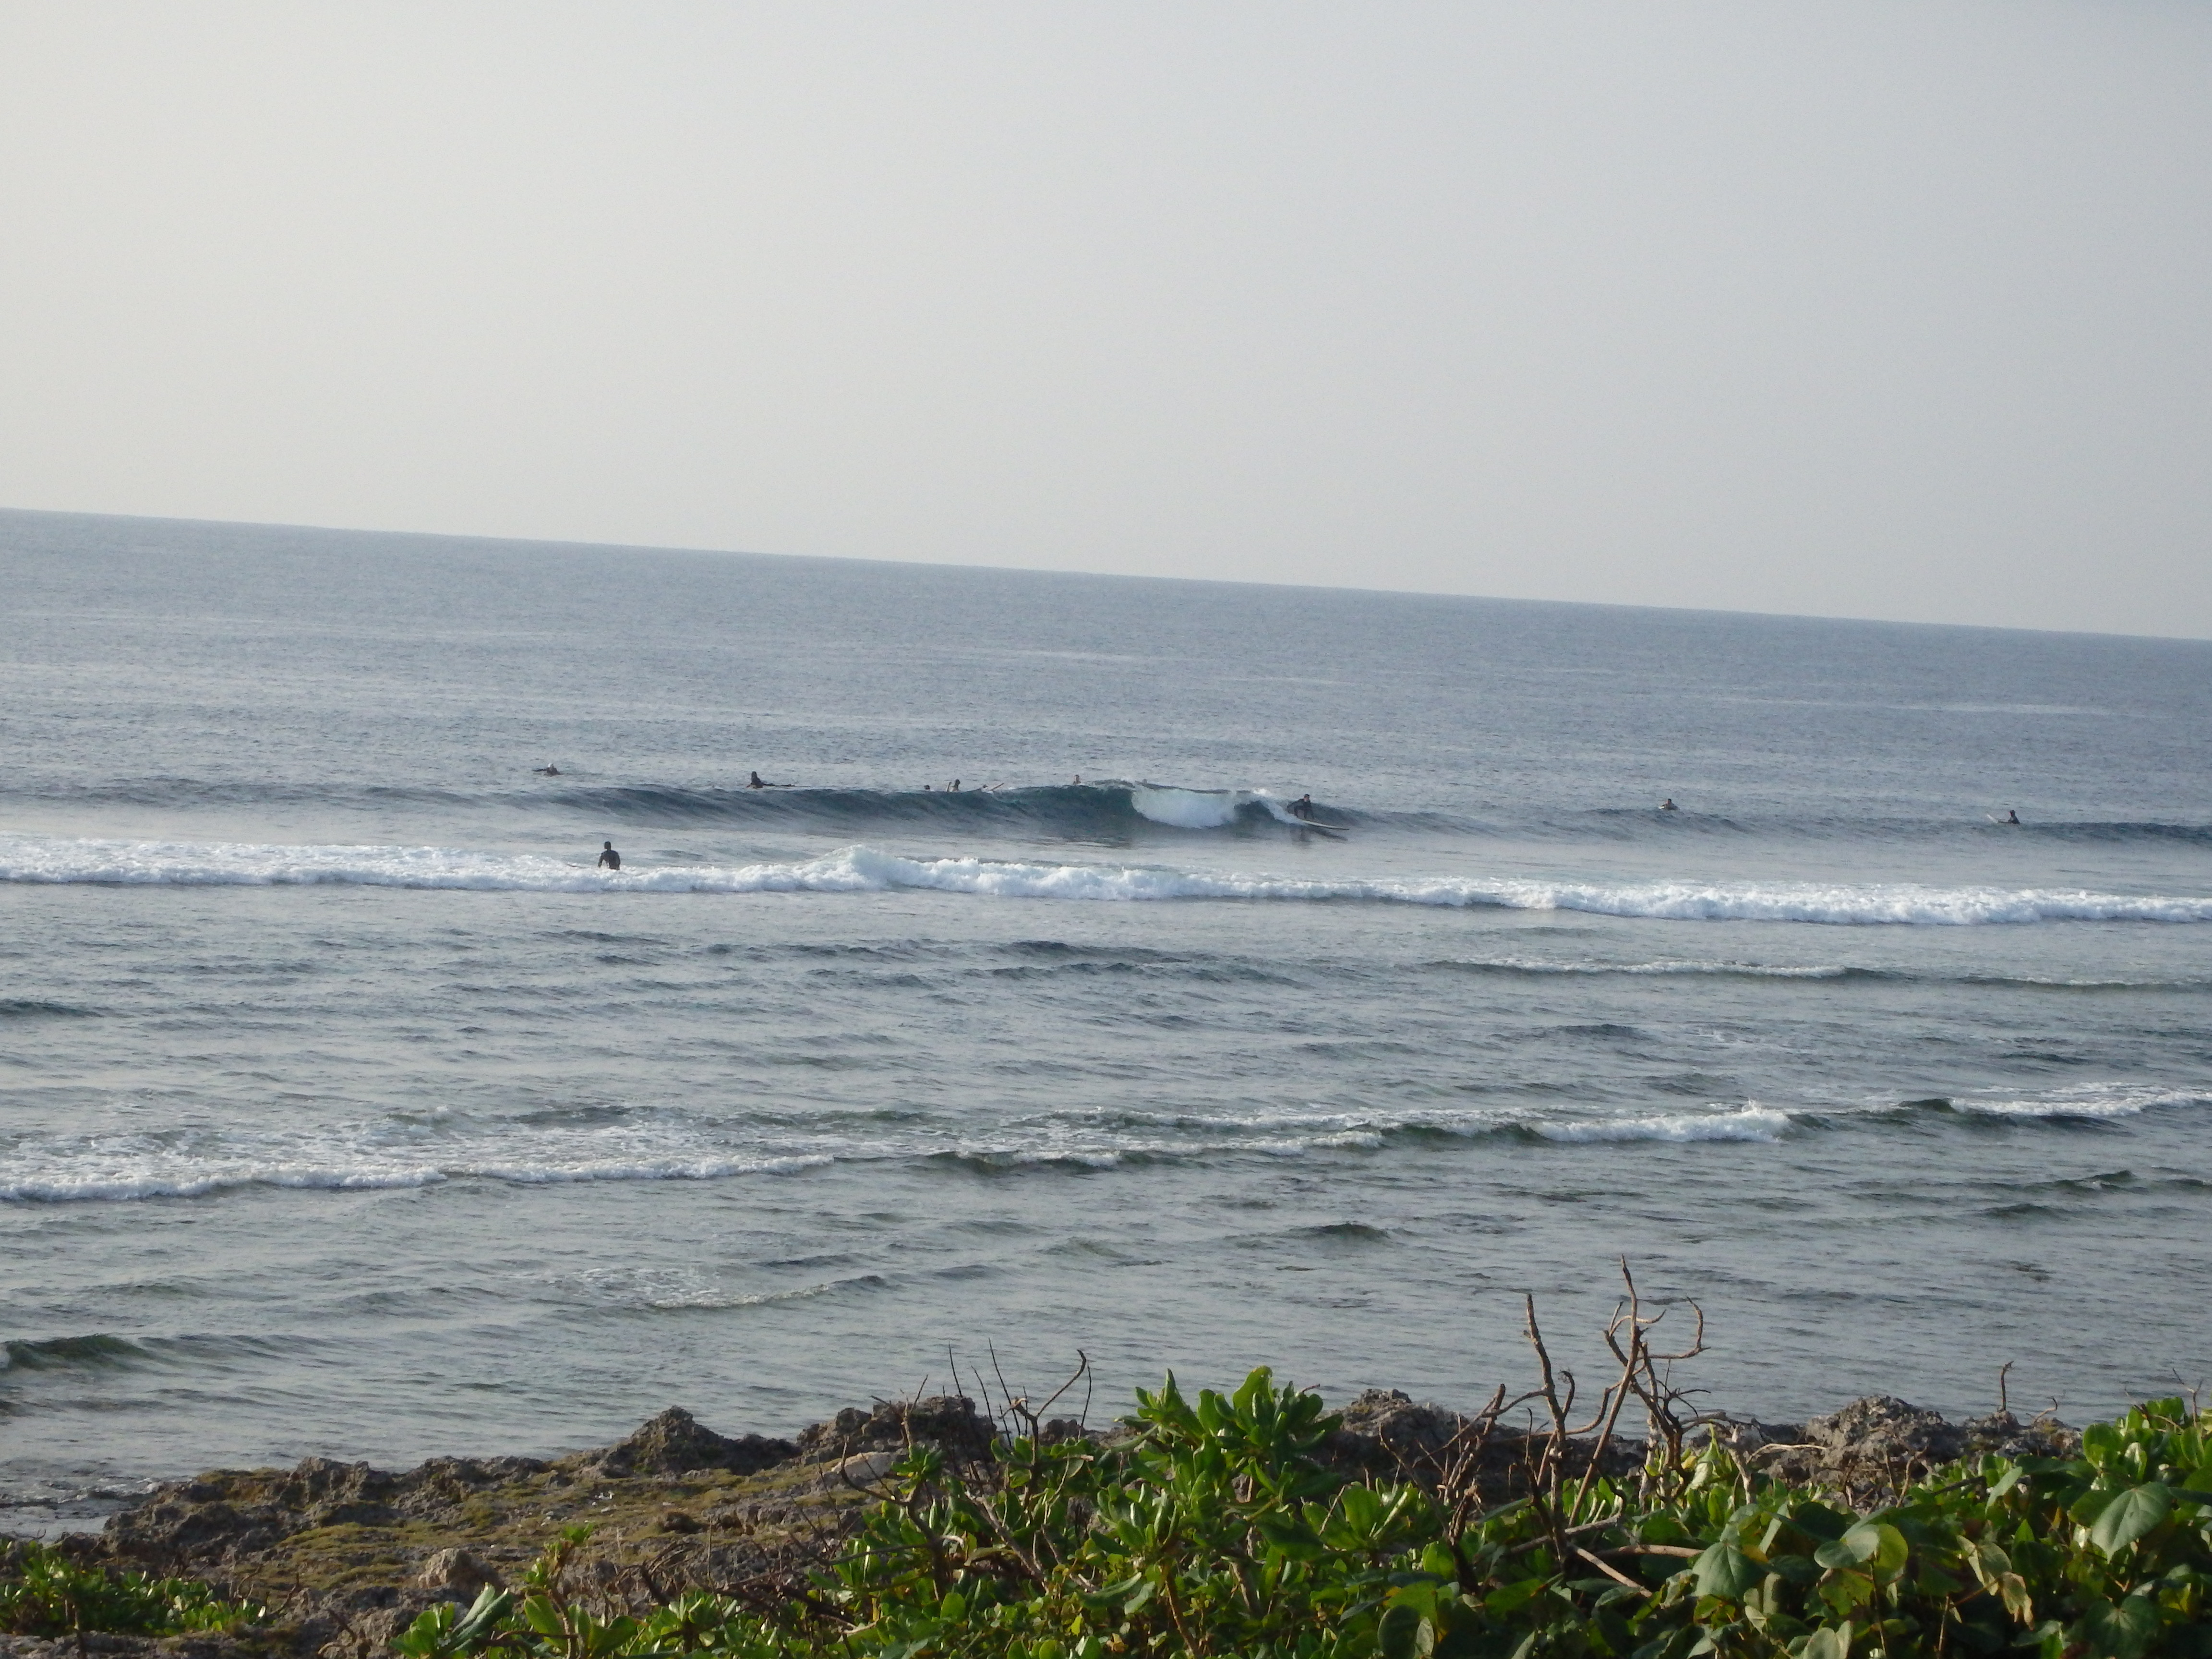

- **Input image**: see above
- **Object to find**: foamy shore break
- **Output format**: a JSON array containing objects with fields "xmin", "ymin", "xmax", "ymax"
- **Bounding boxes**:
[{"xmin": 3, "ymin": 1387, "xmax": 2080, "ymax": 1659}]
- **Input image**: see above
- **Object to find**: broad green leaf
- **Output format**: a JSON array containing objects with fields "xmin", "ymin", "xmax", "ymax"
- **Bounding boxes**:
[
  {"xmin": 2088, "ymin": 1484, "xmax": 2171, "ymax": 1557},
  {"xmin": 1485, "ymin": 1577, "xmax": 1548, "ymax": 1615},
  {"xmin": 2082, "ymin": 1422, "xmax": 2122, "ymax": 1469},
  {"xmin": 1802, "ymin": 1623, "xmax": 1851, "ymax": 1659},
  {"xmin": 2076, "ymin": 1592, "xmax": 2161, "ymax": 1659},
  {"xmin": 1692, "ymin": 1542, "xmax": 1764, "ymax": 1601},
  {"xmin": 1814, "ymin": 1523, "xmax": 1902, "ymax": 1576},
  {"xmin": 1789, "ymin": 1502, "xmax": 1852, "ymax": 1543},
  {"xmin": 1377, "ymin": 1602, "xmax": 1432, "ymax": 1659}
]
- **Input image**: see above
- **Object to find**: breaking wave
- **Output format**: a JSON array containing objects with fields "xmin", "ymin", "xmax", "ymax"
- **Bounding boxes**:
[
  {"xmin": 14, "ymin": 776, "xmax": 2210, "ymax": 847},
  {"xmin": 7, "ymin": 1082, "xmax": 2204, "ymax": 1206},
  {"xmin": 4, "ymin": 834, "xmax": 2210, "ymax": 924}
]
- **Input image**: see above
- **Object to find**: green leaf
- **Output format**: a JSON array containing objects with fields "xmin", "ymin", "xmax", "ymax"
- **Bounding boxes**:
[
  {"xmin": 1801, "ymin": 1623, "xmax": 1851, "ymax": 1659},
  {"xmin": 2088, "ymin": 1484, "xmax": 2171, "ymax": 1557},
  {"xmin": 2082, "ymin": 1423, "xmax": 2123, "ymax": 1470},
  {"xmin": 2076, "ymin": 1592, "xmax": 2161, "ymax": 1659},
  {"xmin": 1377, "ymin": 1602, "xmax": 1433, "ymax": 1659},
  {"xmin": 1788, "ymin": 1503, "xmax": 1853, "ymax": 1543},
  {"xmin": 1814, "ymin": 1523, "xmax": 1903, "ymax": 1577},
  {"xmin": 1484, "ymin": 1577, "xmax": 1548, "ymax": 1615},
  {"xmin": 1691, "ymin": 1542, "xmax": 1764, "ymax": 1601},
  {"xmin": 1814, "ymin": 1533, "xmax": 1867, "ymax": 1571}
]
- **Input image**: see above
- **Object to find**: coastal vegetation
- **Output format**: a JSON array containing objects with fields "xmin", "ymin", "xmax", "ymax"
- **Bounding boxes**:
[{"xmin": 9, "ymin": 1291, "xmax": 2210, "ymax": 1659}]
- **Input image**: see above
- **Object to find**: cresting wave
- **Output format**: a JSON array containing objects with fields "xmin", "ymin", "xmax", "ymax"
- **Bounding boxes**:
[
  {"xmin": 12, "ymin": 777, "xmax": 2212, "ymax": 847},
  {"xmin": 4, "ymin": 834, "xmax": 2212, "ymax": 924}
]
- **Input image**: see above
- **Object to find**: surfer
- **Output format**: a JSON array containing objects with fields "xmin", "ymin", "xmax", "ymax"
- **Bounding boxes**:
[
  {"xmin": 2006, "ymin": 809, "xmax": 2020, "ymax": 825},
  {"xmin": 1289, "ymin": 794, "xmax": 1316, "ymax": 821},
  {"xmin": 1072, "ymin": 775, "xmax": 1082, "ymax": 785},
  {"xmin": 596, "ymin": 841, "xmax": 621, "ymax": 870},
  {"xmin": 534, "ymin": 765, "xmax": 561, "ymax": 776},
  {"xmin": 1660, "ymin": 798, "xmax": 1678, "ymax": 811}
]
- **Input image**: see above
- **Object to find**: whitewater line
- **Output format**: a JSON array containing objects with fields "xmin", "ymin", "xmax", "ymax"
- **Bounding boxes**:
[{"xmin": 1, "ymin": 835, "xmax": 2209, "ymax": 924}]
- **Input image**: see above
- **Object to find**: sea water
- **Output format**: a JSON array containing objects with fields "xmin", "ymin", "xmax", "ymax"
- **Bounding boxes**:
[{"xmin": 2, "ymin": 509, "xmax": 2209, "ymax": 1522}]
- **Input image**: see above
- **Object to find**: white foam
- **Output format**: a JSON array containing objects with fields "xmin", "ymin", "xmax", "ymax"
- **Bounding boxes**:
[
  {"xmin": 6, "ymin": 833, "xmax": 2210, "ymax": 924},
  {"xmin": 1449, "ymin": 957, "xmax": 1852, "ymax": 977},
  {"xmin": 1950, "ymin": 1082, "xmax": 2207, "ymax": 1121},
  {"xmin": 0, "ymin": 1113, "xmax": 833, "ymax": 1203},
  {"xmin": 1534, "ymin": 1105, "xmax": 1793, "ymax": 1143}
]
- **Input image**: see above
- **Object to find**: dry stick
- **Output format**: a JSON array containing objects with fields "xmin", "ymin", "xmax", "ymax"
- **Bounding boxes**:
[
  {"xmin": 1033, "ymin": 1349, "xmax": 1091, "ymax": 1426},
  {"xmin": 1521, "ymin": 1295, "xmax": 1611, "ymax": 1560},
  {"xmin": 988, "ymin": 1344, "xmax": 1031, "ymax": 1439},
  {"xmin": 1573, "ymin": 1546, "xmax": 1652, "ymax": 1595},
  {"xmin": 1571, "ymin": 1260, "xmax": 1654, "ymax": 1519}
]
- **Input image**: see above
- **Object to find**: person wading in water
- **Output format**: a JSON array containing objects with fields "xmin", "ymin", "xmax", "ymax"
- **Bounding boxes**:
[{"xmin": 597, "ymin": 842, "xmax": 621, "ymax": 870}]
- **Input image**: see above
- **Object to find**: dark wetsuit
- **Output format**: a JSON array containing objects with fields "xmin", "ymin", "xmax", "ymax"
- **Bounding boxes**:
[
  {"xmin": 1290, "ymin": 795, "xmax": 1316, "ymax": 820},
  {"xmin": 597, "ymin": 842, "xmax": 621, "ymax": 870}
]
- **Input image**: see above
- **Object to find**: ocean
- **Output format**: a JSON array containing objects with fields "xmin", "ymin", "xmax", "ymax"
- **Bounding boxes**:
[{"xmin": 3, "ymin": 507, "xmax": 2209, "ymax": 1528}]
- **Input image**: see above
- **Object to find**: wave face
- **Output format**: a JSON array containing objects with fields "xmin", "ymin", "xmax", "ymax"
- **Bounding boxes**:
[
  {"xmin": 3, "ymin": 833, "xmax": 2208, "ymax": 923},
  {"xmin": 0, "ymin": 779, "xmax": 1348, "ymax": 837},
  {"xmin": 15, "ymin": 776, "xmax": 2212, "ymax": 849}
]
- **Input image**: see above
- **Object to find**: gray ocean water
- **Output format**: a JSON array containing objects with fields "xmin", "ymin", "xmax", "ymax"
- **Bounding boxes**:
[{"xmin": 4, "ymin": 508, "xmax": 2210, "ymax": 1526}]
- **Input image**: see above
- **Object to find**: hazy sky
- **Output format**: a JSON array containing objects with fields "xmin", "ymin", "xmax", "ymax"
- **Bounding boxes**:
[{"xmin": 3, "ymin": 3, "xmax": 2209, "ymax": 637}]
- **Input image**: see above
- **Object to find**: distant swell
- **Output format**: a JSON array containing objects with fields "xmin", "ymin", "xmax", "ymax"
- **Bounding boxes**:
[
  {"xmin": 13, "ymin": 777, "xmax": 2210, "ymax": 847},
  {"xmin": 3, "ymin": 834, "xmax": 2210, "ymax": 924}
]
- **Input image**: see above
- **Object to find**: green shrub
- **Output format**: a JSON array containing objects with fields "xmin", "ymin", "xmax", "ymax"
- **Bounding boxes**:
[{"xmin": 0, "ymin": 1539, "xmax": 263, "ymax": 1638}]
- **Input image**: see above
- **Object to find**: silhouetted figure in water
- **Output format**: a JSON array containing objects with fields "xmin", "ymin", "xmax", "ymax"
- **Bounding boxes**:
[
  {"xmin": 1073, "ymin": 775, "xmax": 1082, "ymax": 785},
  {"xmin": 950, "ymin": 779, "xmax": 962, "ymax": 791},
  {"xmin": 748, "ymin": 772, "xmax": 767, "ymax": 789},
  {"xmin": 1289, "ymin": 794, "xmax": 1316, "ymax": 821},
  {"xmin": 1660, "ymin": 798, "xmax": 1678, "ymax": 811},
  {"xmin": 534, "ymin": 765, "xmax": 561, "ymax": 776},
  {"xmin": 597, "ymin": 842, "xmax": 621, "ymax": 870},
  {"xmin": 2006, "ymin": 809, "xmax": 2021, "ymax": 824}
]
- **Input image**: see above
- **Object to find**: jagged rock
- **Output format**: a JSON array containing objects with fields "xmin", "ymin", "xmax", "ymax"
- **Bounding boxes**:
[
  {"xmin": 1754, "ymin": 1396, "xmax": 2077, "ymax": 1491},
  {"xmin": 1323, "ymin": 1389, "xmax": 1485, "ymax": 1475},
  {"xmin": 1805, "ymin": 1395, "xmax": 1968, "ymax": 1467},
  {"xmin": 808, "ymin": 1450, "xmax": 903, "ymax": 1493},
  {"xmin": 793, "ymin": 1395, "xmax": 993, "ymax": 1463},
  {"xmin": 411, "ymin": 1547, "xmax": 500, "ymax": 1594},
  {"xmin": 589, "ymin": 1408, "xmax": 797, "ymax": 1478},
  {"xmin": 1958, "ymin": 1411, "xmax": 2080, "ymax": 1461}
]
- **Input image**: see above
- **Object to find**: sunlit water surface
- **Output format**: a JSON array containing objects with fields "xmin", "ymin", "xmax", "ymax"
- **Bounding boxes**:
[{"xmin": 3, "ymin": 509, "xmax": 2209, "ymax": 1521}]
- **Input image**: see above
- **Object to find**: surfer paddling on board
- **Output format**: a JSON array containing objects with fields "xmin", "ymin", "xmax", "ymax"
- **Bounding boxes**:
[
  {"xmin": 597, "ymin": 842, "xmax": 621, "ymax": 870},
  {"xmin": 2006, "ymin": 809, "xmax": 2021, "ymax": 825},
  {"xmin": 1660, "ymin": 798, "xmax": 1678, "ymax": 811},
  {"xmin": 534, "ymin": 765, "xmax": 561, "ymax": 776},
  {"xmin": 747, "ymin": 772, "xmax": 793, "ymax": 789}
]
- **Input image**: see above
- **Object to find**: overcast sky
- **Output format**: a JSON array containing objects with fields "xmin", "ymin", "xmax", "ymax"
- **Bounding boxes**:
[{"xmin": 3, "ymin": 3, "xmax": 2208, "ymax": 637}]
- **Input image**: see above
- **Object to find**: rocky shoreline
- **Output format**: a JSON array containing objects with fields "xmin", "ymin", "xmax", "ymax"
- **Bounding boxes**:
[{"xmin": 2, "ymin": 1389, "xmax": 2078, "ymax": 1659}]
